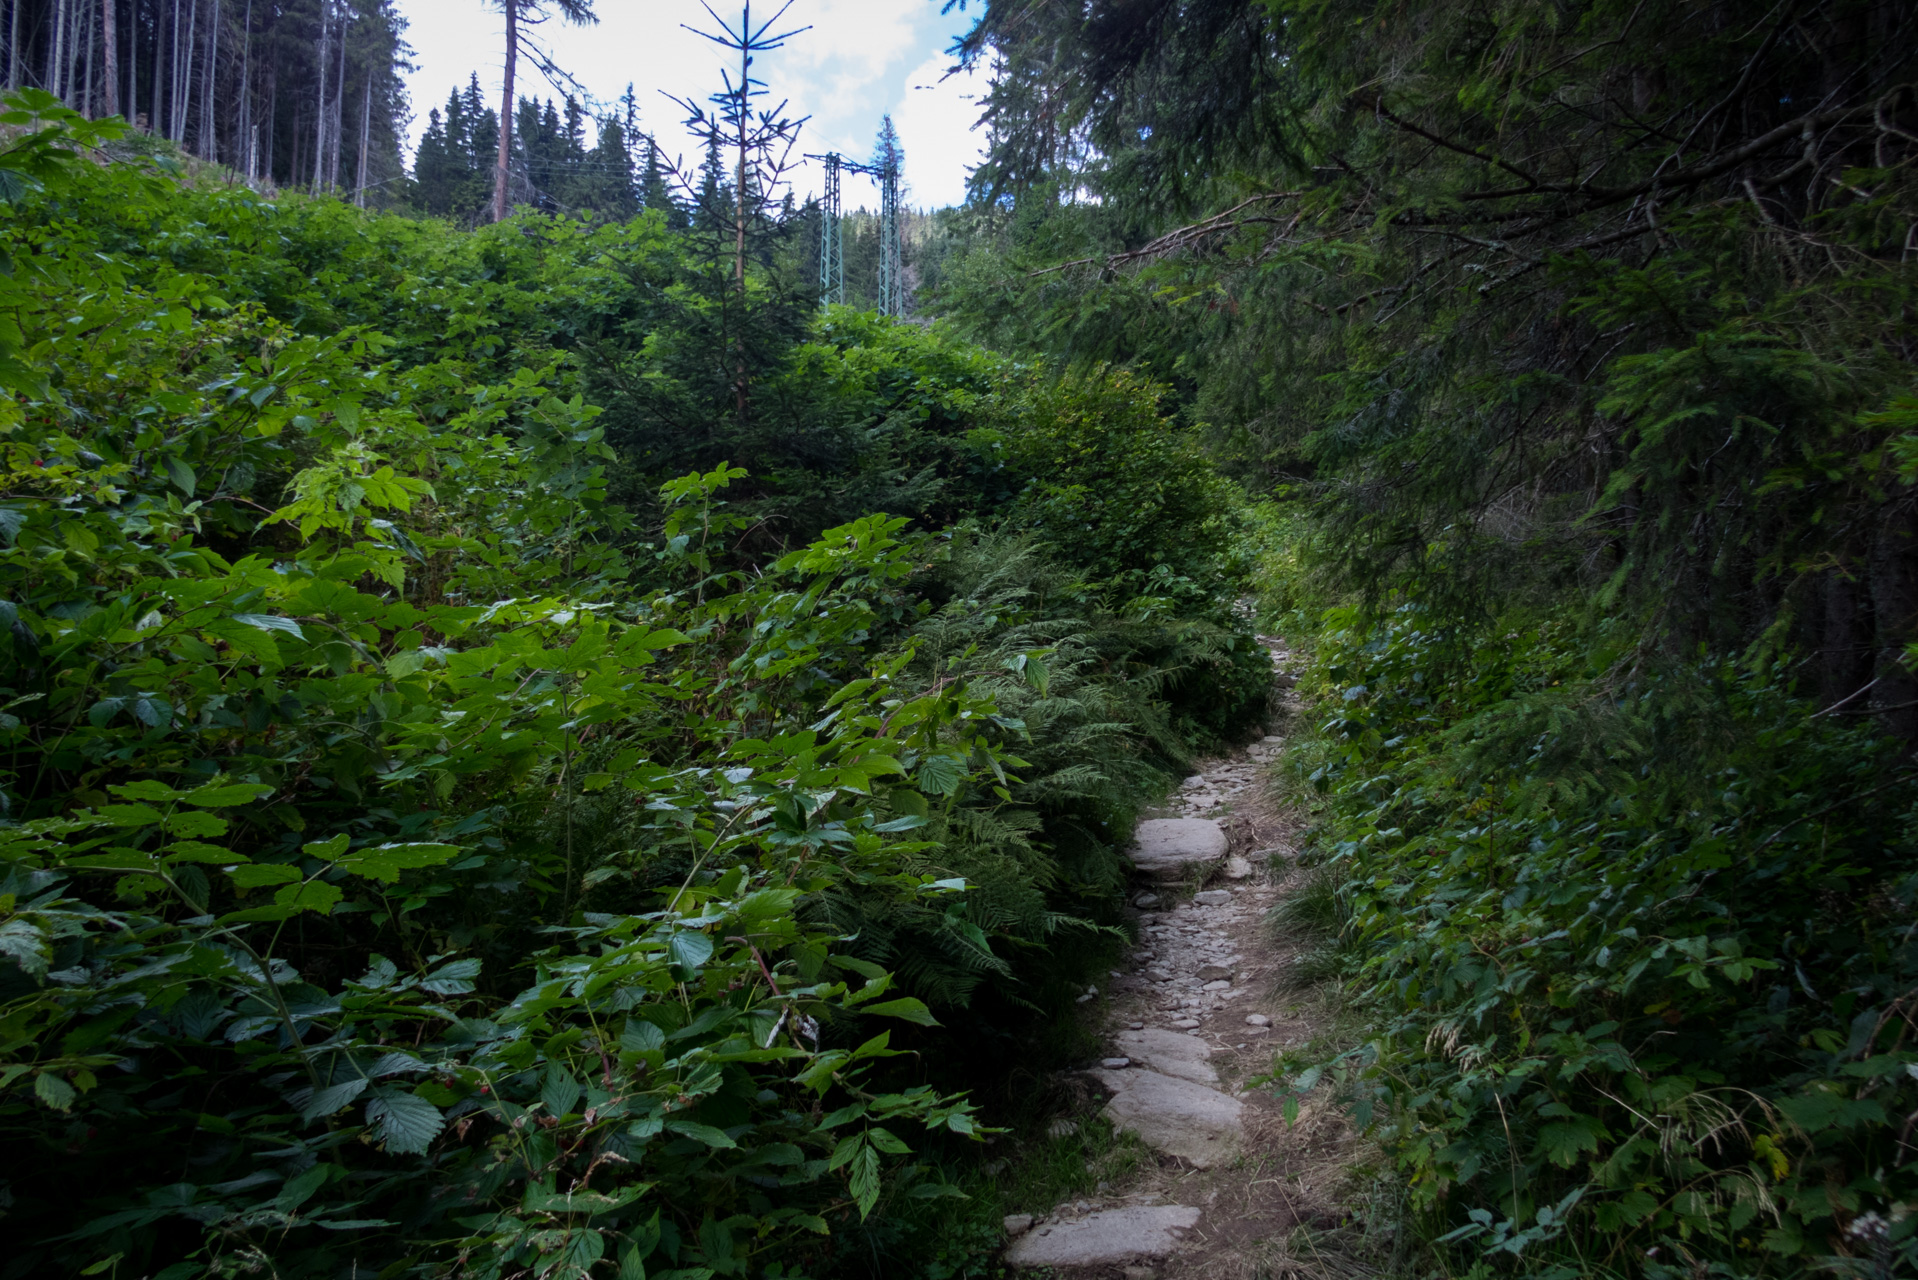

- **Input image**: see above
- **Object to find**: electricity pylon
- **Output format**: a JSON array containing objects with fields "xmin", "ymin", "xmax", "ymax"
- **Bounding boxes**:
[
  {"xmin": 807, "ymin": 121, "xmax": 905, "ymax": 315},
  {"xmin": 873, "ymin": 116, "xmax": 904, "ymax": 318},
  {"xmin": 812, "ymin": 151, "xmax": 846, "ymax": 307}
]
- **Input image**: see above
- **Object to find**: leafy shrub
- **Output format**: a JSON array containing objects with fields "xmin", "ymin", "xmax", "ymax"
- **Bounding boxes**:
[
  {"xmin": 1290, "ymin": 605, "xmax": 1918, "ymax": 1276},
  {"xmin": 0, "ymin": 93, "xmax": 1271, "ymax": 1278}
]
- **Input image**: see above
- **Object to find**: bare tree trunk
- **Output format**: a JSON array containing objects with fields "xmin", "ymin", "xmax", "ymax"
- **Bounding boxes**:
[
  {"xmin": 49, "ymin": 0, "xmax": 68, "ymax": 99},
  {"xmin": 312, "ymin": 0, "xmax": 328, "ymax": 190},
  {"xmin": 198, "ymin": 0, "xmax": 214, "ymax": 158},
  {"xmin": 68, "ymin": 0, "xmax": 84, "ymax": 102},
  {"xmin": 493, "ymin": 0, "xmax": 516, "ymax": 222},
  {"xmin": 325, "ymin": 24, "xmax": 343, "ymax": 187},
  {"xmin": 152, "ymin": 0, "xmax": 165, "ymax": 134},
  {"xmin": 236, "ymin": 0, "xmax": 249, "ymax": 175},
  {"xmin": 102, "ymin": 0, "xmax": 118, "ymax": 116},
  {"xmin": 262, "ymin": 54, "xmax": 274, "ymax": 179},
  {"xmin": 354, "ymin": 71, "xmax": 369, "ymax": 204},
  {"xmin": 179, "ymin": 0, "xmax": 195, "ymax": 145},
  {"xmin": 171, "ymin": 0, "xmax": 192, "ymax": 144},
  {"xmin": 169, "ymin": 0, "xmax": 181, "ymax": 139},
  {"xmin": 84, "ymin": 0, "xmax": 96, "ymax": 114}
]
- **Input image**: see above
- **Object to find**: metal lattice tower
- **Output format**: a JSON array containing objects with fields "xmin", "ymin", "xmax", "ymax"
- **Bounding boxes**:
[
  {"xmin": 874, "ymin": 117, "xmax": 905, "ymax": 318},
  {"xmin": 816, "ymin": 151, "xmax": 845, "ymax": 308}
]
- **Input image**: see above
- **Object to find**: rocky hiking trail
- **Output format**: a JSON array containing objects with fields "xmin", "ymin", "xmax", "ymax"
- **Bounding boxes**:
[{"xmin": 1001, "ymin": 636, "xmax": 1364, "ymax": 1279}]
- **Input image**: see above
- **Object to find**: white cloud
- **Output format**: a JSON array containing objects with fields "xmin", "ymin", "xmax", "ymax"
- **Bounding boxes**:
[
  {"xmin": 397, "ymin": 0, "xmax": 985, "ymax": 209},
  {"xmin": 889, "ymin": 51, "xmax": 986, "ymax": 209}
]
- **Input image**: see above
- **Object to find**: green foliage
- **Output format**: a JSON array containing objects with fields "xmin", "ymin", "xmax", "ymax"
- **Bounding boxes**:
[
  {"xmin": 1285, "ymin": 607, "xmax": 1918, "ymax": 1276},
  {"xmin": 0, "ymin": 93, "xmax": 1269, "ymax": 1278}
]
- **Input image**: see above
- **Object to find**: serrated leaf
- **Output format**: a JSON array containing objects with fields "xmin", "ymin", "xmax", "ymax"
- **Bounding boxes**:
[
  {"xmin": 94, "ymin": 802, "xmax": 165, "ymax": 827},
  {"xmin": 184, "ymin": 782, "xmax": 274, "ymax": 807},
  {"xmin": 107, "ymin": 780, "xmax": 186, "ymax": 801},
  {"xmin": 621, "ymin": 1019, "xmax": 665, "ymax": 1053},
  {"xmin": 366, "ymin": 1088, "xmax": 443, "ymax": 1154},
  {"xmin": 225, "ymin": 863, "xmax": 301, "ymax": 888},
  {"xmin": 915, "ymin": 754, "xmax": 964, "ymax": 797},
  {"xmin": 162, "ymin": 840, "xmax": 242, "ymax": 864},
  {"xmin": 297, "ymin": 1078, "xmax": 368, "ymax": 1122},
  {"xmin": 334, "ymin": 842, "xmax": 461, "ymax": 883},
  {"xmin": 420, "ymin": 957, "xmax": 481, "ymax": 995},
  {"xmin": 232, "ymin": 613, "xmax": 304, "ymax": 639},
  {"xmin": 272, "ymin": 881, "xmax": 341, "ymax": 915},
  {"xmin": 541, "ymin": 1063, "xmax": 582, "ymax": 1118},
  {"xmin": 849, "ymin": 1143, "xmax": 881, "ymax": 1219},
  {"xmin": 668, "ymin": 930, "xmax": 713, "ymax": 975},
  {"xmin": 303, "ymin": 833, "xmax": 351, "ymax": 860},
  {"xmin": 163, "ymin": 810, "xmax": 229, "ymax": 837},
  {"xmin": 0, "ymin": 918, "xmax": 50, "ymax": 977},
  {"xmin": 35, "ymin": 1071, "xmax": 76, "ymax": 1111}
]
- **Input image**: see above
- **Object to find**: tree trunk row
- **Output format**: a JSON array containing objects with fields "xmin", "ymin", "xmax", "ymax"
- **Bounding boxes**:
[{"xmin": 2, "ymin": 0, "xmax": 387, "ymax": 197}]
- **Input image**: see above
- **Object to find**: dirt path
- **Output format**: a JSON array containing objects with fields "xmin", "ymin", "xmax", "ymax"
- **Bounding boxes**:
[{"xmin": 1002, "ymin": 635, "xmax": 1368, "ymax": 1279}]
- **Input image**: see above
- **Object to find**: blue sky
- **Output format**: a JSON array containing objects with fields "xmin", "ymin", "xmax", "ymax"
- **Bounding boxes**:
[{"xmin": 397, "ymin": 0, "xmax": 990, "ymax": 209}]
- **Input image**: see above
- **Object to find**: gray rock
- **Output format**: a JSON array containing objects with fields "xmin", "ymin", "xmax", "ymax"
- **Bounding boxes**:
[
  {"xmin": 1133, "ymin": 891, "xmax": 1162, "ymax": 909},
  {"xmin": 1193, "ymin": 889, "xmax": 1232, "ymax": 906},
  {"xmin": 1222, "ymin": 855, "xmax": 1254, "ymax": 880},
  {"xmin": 1095, "ymin": 1069, "xmax": 1244, "ymax": 1168},
  {"xmin": 1113, "ymin": 1028, "xmax": 1218, "ymax": 1085},
  {"xmin": 1048, "ymin": 1117, "xmax": 1078, "ymax": 1137},
  {"xmin": 1202, "ymin": 979, "xmax": 1231, "ymax": 991},
  {"xmin": 1170, "ymin": 1018, "xmax": 1200, "ymax": 1029},
  {"xmin": 1180, "ymin": 775, "xmax": 1206, "ymax": 790},
  {"xmin": 1003, "ymin": 1214, "xmax": 1035, "ymax": 1236},
  {"xmin": 1130, "ymin": 819, "xmax": 1227, "ymax": 881},
  {"xmin": 1122, "ymin": 1268, "xmax": 1159, "ymax": 1280},
  {"xmin": 1197, "ymin": 964, "xmax": 1231, "ymax": 981},
  {"xmin": 1004, "ymin": 1205, "xmax": 1202, "ymax": 1269},
  {"xmin": 1102, "ymin": 1056, "xmax": 1132, "ymax": 1069},
  {"xmin": 1244, "ymin": 1014, "xmax": 1271, "ymax": 1027}
]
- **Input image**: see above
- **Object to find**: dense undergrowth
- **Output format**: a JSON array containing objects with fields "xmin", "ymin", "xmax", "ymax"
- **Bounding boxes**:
[
  {"xmin": 1280, "ymin": 610, "xmax": 1918, "ymax": 1278},
  {"xmin": 0, "ymin": 95, "xmax": 1271, "ymax": 1279},
  {"xmin": 933, "ymin": 0, "xmax": 1918, "ymax": 1272}
]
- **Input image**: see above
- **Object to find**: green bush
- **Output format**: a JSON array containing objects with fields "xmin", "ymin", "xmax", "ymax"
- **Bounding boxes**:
[
  {"xmin": 1290, "ymin": 605, "xmax": 1918, "ymax": 1276},
  {"xmin": 0, "ymin": 92, "xmax": 1271, "ymax": 1278}
]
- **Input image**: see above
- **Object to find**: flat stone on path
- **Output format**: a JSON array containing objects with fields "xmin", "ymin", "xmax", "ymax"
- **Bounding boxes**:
[
  {"xmin": 1004, "ymin": 1205, "xmax": 1203, "ymax": 1268},
  {"xmin": 1131, "ymin": 819, "xmax": 1227, "ymax": 880},
  {"xmin": 1095, "ymin": 1069, "xmax": 1244, "ymax": 1168},
  {"xmin": 1112, "ymin": 1028, "xmax": 1217, "ymax": 1084}
]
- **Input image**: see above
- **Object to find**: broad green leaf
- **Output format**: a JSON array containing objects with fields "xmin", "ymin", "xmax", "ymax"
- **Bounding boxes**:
[
  {"xmin": 667, "ymin": 930, "xmax": 714, "ymax": 975},
  {"xmin": 225, "ymin": 863, "xmax": 301, "ymax": 889},
  {"xmin": 916, "ymin": 754, "xmax": 964, "ymax": 797},
  {"xmin": 862, "ymin": 997, "xmax": 937, "ymax": 1026},
  {"xmin": 334, "ymin": 842, "xmax": 461, "ymax": 883},
  {"xmin": 272, "ymin": 881, "xmax": 342, "ymax": 915},
  {"xmin": 366, "ymin": 1088, "xmax": 444, "ymax": 1154},
  {"xmin": 663, "ymin": 1119, "xmax": 736, "ymax": 1149},
  {"xmin": 35, "ymin": 1071, "xmax": 76, "ymax": 1111},
  {"xmin": 184, "ymin": 782, "xmax": 274, "ymax": 807},
  {"xmin": 232, "ymin": 613, "xmax": 304, "ymax": 639},
  {"xmin": 541, "ymin": 1063, "xmax": 582, "ymax": 1118}
]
